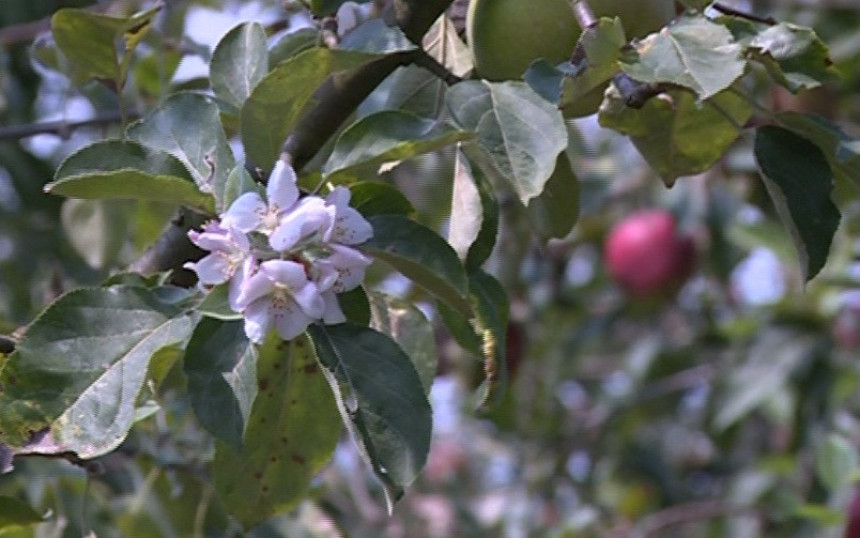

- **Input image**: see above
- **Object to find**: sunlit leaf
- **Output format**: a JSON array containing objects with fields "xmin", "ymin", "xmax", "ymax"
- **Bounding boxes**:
[
  {"xmin": 46, "ymin": 140, "xmax": 214, "ymax": 212},
  {"xmin": 448, "ymin": 147, "xmax": 499, "ymax": 270},
  {"xmin": 620, "ymin": 14, "xmax": 745, "ymax": 100},
  {"xmin": 211, "ymin": 22, "xmax": 269, "ymax": 110},
  {"xmin": 599, "ymin": 87, "xmax": 752, "ymax": 186},
  {"xmin": 213, "ymin": 335, "xmax": 341, "ymax": 528},
  {"xmin": 128, "ymin": 93, "xmax": 236, "ymax": 212},
  {"xmin": 0, "ymin": 286, "xmax": 197, "ymax": 453},
  {"xmin": 447, "ymin": 80, "xmax": 567, "ymax": 204}
]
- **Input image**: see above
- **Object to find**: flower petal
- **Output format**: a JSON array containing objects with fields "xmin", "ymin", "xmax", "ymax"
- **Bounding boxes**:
[
  {"xmin": 291, "ymin": 281, "xmax": 325, "ymax": 319},
  {"xmin": 328, "ymin": 244, "xmax": 372, "ymax": 292},
  {"xmin": 326, "ymin": 186, "xmax": 372, "ymax": 244},
  {"xmin": 228, "ymin": 257, "xmax": 255, "ymax": 312},
  {"xmin": 271, "ymin": 297, "xmax": 314, "ymax": 341},
  {"xmin": 269, "ymin": 197, "xmax": 332, "ymax": 252},
  {"xmin": 188, "ymin": 253, "xmax": 231, "ymax": 285},
  {"xmin": 234, "ymin": 270, "xmax": 275, "ymax": 310},
  {"xmin": 259, "ymin": 259, "xmax": 309, "ymax": 289},
  {"xmin": 321, "ymin": 290, "xmax": 346, "ymax": 325},
  {"xmin": 243, "ymin": 298, "xmax": 272, "ymax": 344},
  {"xmin": 221, "ymin": 192, "xmax": 264, "ymax": 232},
  {"xmin": 266, "ymin": 160, "xmax": 299, "ymax": 211}
]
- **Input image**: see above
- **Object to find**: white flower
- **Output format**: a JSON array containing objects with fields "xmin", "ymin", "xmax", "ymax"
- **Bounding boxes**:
[
  {"xmin": 316, "ymin": 244, "xmax": 373, "ymax": 293},
  {"xmin": 324, "ymin": 186, "xmax": 373, "ymax": 245},
  {"xmin": 220, "ymin": 160, "xmax": 299, "ymax": 235},
  {"xmin": 235, "ymin": 259, "xmax": 324, "ymax": 343},
  {"xmin": 270, "ymin": 196, "xmax": 332, "ymax": 253},
  {"xmin": 184, "ymin": 221, "xmax": 252, "ymax": 310}
]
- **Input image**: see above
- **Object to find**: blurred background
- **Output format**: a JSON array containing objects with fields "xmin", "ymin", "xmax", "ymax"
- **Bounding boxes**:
[{"xmin": 1, "ymin": 0, "xmax": 860, "ymax": 536}]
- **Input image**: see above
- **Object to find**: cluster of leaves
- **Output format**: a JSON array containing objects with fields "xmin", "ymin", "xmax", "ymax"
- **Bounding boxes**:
[{"xmin": 0, "ymin": 0, "xmax": 858, "ymax": 534}]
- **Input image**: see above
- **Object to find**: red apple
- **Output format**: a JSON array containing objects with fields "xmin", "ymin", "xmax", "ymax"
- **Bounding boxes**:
[{"xmin": 604, "ymin": 210, "xmax": 696, "ymax": 299}]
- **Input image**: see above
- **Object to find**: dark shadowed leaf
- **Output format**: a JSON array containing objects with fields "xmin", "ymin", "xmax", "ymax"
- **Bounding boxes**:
[
  {"xmin": 348, "ymin": 181, "xmax": 415, "ymax": 218},
  {"xmin": 324, "ymin": 110, "xmax": 470, "ymax": 180},
  {"xmin": 213, "ymin": 335, "xmax": 341, "ymax": 528},
  {"xmin": 0, "ymin": 497, "xmax": 44, "ymax": 529},
  {"xmin": 755, "ymin": 125, "xmax": 840, "ymax": 281},
  {"xmin": 362, "ymin": 215, "xmax": 470, "ymax": 314},
  {"xmin": 184, "ymin": 318, "xmax": 257, "ymax": 449},
  {"xmin": 368, "ymin": 292, "xmax": 438, "ymax": 393},
  {"xmin": 526, "ymin": 152, "xmax": 580, "ymax": 241},
  {"xmin": 308, "ymin": 323, "xmax": 432, "ymax": 509}
]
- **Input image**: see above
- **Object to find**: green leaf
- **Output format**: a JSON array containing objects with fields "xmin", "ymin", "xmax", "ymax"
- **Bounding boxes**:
[
  {"xmin": 558, "ymin": 17, "xmax": 626, "ymax": 114},
  {"xmin": 447, "ymin": 80, "xmax": 567, "ymax": 204},
  {"xmin": 47, "ymin": 140, "xmax": 214, "ymax": 212},
  {"xmin": 339, "ymin": 18, "xmax": 416, "ymax": 54},
  {"xmin": 362, "ymin": 215, "xmax": 470, "ymax": 314},
  {"xmin": 338, "ymin": 286, "xmax": 371, "ymax": 326},
  {"xmin": 815, "ymin": 433, "xmax": 858, "ymax": 492},
  {"xmin": 51, "ymin": 9, "xmax": 124, "ymax": 86},
  {"xmin": 448, "ymin": 147, "xmax": 499, "ymax": 270},
  {"xmin": 755, "ymin": 125, "xmax": 840, "ymax": 281},
  {"xmin": 269, "ymin": 28, "xmax": 320, "ymax": 67},
  {"xmin": 599, "ymin": 87, "xmax": 752, "ymax": 186},
  {"xmin": 197, "ymin": 284, "xmax": 243, "ymax": 321},
  {"xmin": 423, "ymin": 15, "xmax": 473, "ymax": 78},
  {"xmin": 368, "ymin": 292, "xmax": 438, "ymax": 393},
  {"xmin": 128, "ymin": 93, "xmax": 236, "ymax": 213},
  {"xmin": 307, "ymin": 323, "xmax": 432, "ymax": 507},
  {"xmin": 776, "ymin": 112, "xmax": 860, "ymax": 192},
  {"xmin": 526, "ymin": 152, "xmax": 580, "ymax": 241},
  {"xmin": 211, "ymin": 23, "xmax": 269, "ymax": 110},
  {"xmin": 222, "ymin": 165, "xmax": 262, "ymax": 210},
  {"xmin": 374, "ymin": 65, "xmax": 447, "ymax": 119},
  {"xmin": 242, "ymin": 47, "xmax": 382, "ymax": 169},
  {"xmin": 308, "ymin": 0, "xmax": 370, "ymax": 17},
  {"xmin": 184, "ymin": 318, "xmax": 257, "ymax": 449},
  {"xmin": 348, "ymin": 181, "xmax": 415, "ymax": 218},
  {"xmin": 467, "ymin": 271, "xmax": 510, "ymax": 410},
  {"xmin": 748, "ymin": 23, "xmax": 839, "ymax": 92},
  {"xmin": 714, "ymin": 327, "xmax": 817, "ymax": 430},
  {"xmin": 213, "ymin": 334, "xmax": 341, "ymax": 529},
  {"xmin": 51, "ymin": 6, "xmax": 160, "ymax": 89},
  {"xmin": 621, "ymin": 14, "xmax": 746, "ymax": 100},
  {"xmin": 0, "ymin": 286, "xmax": 197, "ymax": 453},
  {"xmin": 61, "ymin": 198, "xmax": 132, "ymax": 269},
  {"xmin": 324, "ymin": 110, "xmax": 471, "ymax": 180},
  {"xmin": 0, "ymin": 497, "xmax": 44, "ymax": 529}
]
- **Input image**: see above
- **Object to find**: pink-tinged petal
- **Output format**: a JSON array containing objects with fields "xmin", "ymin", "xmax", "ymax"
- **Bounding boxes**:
[
  {"xmin": 291, "ymin": 281, "xmax": 325, "ymax": 319},
  {"xmin": 243, "ymin": 298, "xmax": 272, "ymax": 344},
  {"xmin": 191, "ymin": 230, "xmax": 234, "ymax": 252},
  {"xmin": 229, "ymin": 226, "xmax": 250, "ymax": 252},
  {"xmin": 188, "ymin": 254, "xmax": 231, "ymax": 285},
  {"xmin": 235, "ymin": 270, "xmax": 276, "ymax": 310},
  {"xmin": 328, "ymin": 244, "xmax": 372, "ymax": 292},
  {"xmin": 259, "ymin": 259, "xmax": 309, "ymax": 289},
  {"xmin": 269, "ymin": 197, "xmax": 333, "ymax": 251},
  {"xmin": 228, "ymin": 257, "xmax": 256, "ymax": 312},
  {"xmin": 326, "ymin": 185, "xmax": 352, "ymax": 207},
  {"xmin": 271, "ymin": 298, "xmax": 314, "ymax": 341},
  {"xmin": 221, "ymin": 192, "xmax": 264, "ymax": 232},
  {"xmin": 332, "ymin": 206, "xmax": 373, "ymax": 244},
  {"xmin": 311, "ymin": 260, "xmax": 339, "ymax": 292},
  {"xmin": 321, "ymin": 290, "xmax": 346, "ymax": 324},
  {"xmin": 266, "ymin": 160, "xmax": 299, "ymax": 211}
]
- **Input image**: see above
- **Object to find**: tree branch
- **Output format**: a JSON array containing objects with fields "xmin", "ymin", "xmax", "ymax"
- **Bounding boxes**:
[
  {"xmin": 131, "ymin": 0, "xmax": 457, "ymax": 276},
  {"xmin": 0, "ymin": 111, "xmax": 132, "ymax": 141}
]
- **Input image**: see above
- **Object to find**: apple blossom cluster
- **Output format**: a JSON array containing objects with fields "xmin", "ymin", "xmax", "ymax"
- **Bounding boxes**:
[{"xmin": 184, "ymin": 160, "xmax": 373, "ymax": 343}]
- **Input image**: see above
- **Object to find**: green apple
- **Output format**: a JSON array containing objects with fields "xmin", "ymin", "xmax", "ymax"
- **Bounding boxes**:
[{"xmin": 467, "ymin": 0, "xmax": 675, "ymax": 82}]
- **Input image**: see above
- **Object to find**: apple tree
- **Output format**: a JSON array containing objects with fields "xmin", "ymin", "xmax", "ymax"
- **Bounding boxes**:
[{"xmin": 0, "ymin": 0, "xmax": 859, "ymax": 535}]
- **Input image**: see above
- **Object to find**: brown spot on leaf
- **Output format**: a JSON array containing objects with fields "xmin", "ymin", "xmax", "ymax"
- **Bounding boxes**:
[
  {"xmin": 253, "ymin": 472, "xmax": 262, "ymax": 479},
  {"xmin": 258, "ymin": 378, "xmax": 269, "ymax": 391},
  {"xmin": 291, "ymin": 454, "xmax": 307, "ymax": 465},
  {"xmin": 302, "ymin": 364, "xmax": 318, "ymax": 375}
]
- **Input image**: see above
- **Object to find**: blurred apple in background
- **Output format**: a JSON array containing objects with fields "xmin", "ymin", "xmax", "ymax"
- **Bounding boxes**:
[
  {"xmin": 845, "ymin": 487, "xmax": 860, "ymax": 538},
  {"xmin": 604, "ymin": 210, "xmax": 696, "ymax": 299}
]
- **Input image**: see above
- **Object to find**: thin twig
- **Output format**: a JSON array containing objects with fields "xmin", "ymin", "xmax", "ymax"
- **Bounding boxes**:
[
  {"xmin": 0, "ymin": 111, "xmax": 133, "ymax": 142},
  {"xmin": 636, "ymin": 500, "xmax": 759, "ymax": 537},
  {"xmin": 711, "ymin": 2, "xmax": 777, "ymax": 25}
]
